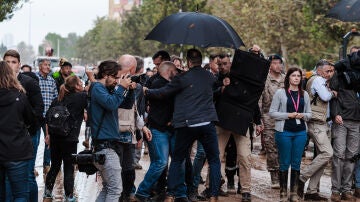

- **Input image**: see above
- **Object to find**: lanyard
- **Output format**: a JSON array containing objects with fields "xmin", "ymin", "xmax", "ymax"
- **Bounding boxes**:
[{"xmin": 288, "ymin": 89, "xmax": 300, "ymax": 112}]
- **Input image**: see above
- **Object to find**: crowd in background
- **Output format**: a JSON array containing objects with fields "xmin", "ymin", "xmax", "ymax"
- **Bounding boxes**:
[{"xmin": 0, "ymin": 45, "xmax": 360, "ymax": 202}]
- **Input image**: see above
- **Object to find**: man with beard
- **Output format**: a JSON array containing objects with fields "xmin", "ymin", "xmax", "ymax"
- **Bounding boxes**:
[{"xmin": 90, "ymin": 60, "xmax": 132, "ymax": 201}]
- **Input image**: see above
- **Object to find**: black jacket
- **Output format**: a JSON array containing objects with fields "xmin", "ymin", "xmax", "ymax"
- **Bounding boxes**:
[
  {"xmin": 49, "ymin": 92, "xmax": 87, "ymax": 142},
  {"xmin": 146, "ymin": 66, "xmax": 218, "ymax": 128},
  {"xmin": 0, "ymin": 88, "xmax": 36, "ymax": 161},
  {"xmin": 215, "ymin": 49, "xmax": 270, "ymax": 135},
  {"xmin": 330, "ymin": 73, "xmax": 360, "ymax": 121},
  {"xmin": 18, "ymin": 73, "xmax": 44, "ymax": 133},
  {"xmin": 147, "ymin": 75, "xmax": 174, "ymax": 132}
]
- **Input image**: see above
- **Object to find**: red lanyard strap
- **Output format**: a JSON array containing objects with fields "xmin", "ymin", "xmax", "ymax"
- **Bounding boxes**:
[{"xmin": 288, "ymin": 89, "xmax": 300, "ymax": 112}]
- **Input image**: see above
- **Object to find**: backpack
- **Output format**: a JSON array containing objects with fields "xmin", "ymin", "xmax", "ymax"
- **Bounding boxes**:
[{"xmin": 46, "ymin": 101, "xmax": 74, "ymax": 137}]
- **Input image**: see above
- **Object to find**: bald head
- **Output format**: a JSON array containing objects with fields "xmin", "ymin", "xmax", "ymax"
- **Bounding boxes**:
[
  {"xmin": 118, "ymin": 54, "xmax": 137, "ymax": 75},
  {"xmin": 158, "ymin": 61, "xmax": 178, "ymax": 81}
]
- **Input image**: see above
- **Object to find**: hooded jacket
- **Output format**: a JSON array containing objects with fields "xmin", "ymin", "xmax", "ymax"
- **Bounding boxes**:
[{"xmin": 0, "ymin": 88, "xmax": 36, "ymax": 161}]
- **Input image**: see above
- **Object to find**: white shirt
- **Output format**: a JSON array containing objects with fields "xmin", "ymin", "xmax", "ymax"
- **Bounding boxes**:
[
  {"xmin": 311, "ymin": 75, "xmax": 332, "ymax": 118},
  {"xmin": 311, "ymin": 76, "xmax": 332, "ymax": 102}
]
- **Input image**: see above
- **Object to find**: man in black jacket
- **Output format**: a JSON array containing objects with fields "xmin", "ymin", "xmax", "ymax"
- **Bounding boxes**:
[
  {"xmin": 329, "ymin": 71, "xmax": 360, "ymax": 202},
  {"xmin": 144, "ymin": 49, "xmax": 221, "ymax": 202},
  {"xmin": 136, "ymin": 61, "xmax": 178, "ymax": 202},
  {"xmin": 3, "ymin": 49, "xmax": 44, "ymax": 202}
]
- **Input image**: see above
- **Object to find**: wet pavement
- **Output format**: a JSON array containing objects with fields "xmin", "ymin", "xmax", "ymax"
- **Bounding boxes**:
[{"xmin": 35, "ymin": 124, "xmax": 335, "ymax": 201}]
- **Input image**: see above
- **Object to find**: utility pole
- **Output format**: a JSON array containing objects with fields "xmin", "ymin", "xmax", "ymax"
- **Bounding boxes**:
[
  {"xmin": 28, "ymin": 1, "xmax": 33, "ymax": 46},
  {"xmin": 57, "ymin": 39, "xmax": 60, "ymax": 57}
]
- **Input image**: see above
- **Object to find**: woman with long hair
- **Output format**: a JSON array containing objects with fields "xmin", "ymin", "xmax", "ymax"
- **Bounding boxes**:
[
  {"xmin": 43, "ymin": 75, "xmax": 87, "ymax": 202},
  {"xmin": 269, "ymin": 67, "xmax": 312, "ymax": 202},
  {"xmin": 0, "ymin": 61, "xmax": 36, "ymax": 201}
]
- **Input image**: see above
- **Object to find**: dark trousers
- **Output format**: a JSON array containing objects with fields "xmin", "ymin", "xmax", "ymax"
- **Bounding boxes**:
[
  {"xmin": 45, "ymin": 139, "xmax": 77, "ymax": 197},
  {"xmin": 167, "ymin": 123, "xmax": 221, "ymax": 198}
]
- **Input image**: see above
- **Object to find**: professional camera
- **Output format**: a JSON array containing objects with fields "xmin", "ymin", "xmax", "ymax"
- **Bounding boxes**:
[
  {"xmin": 335, "ymin": 50, "xmax": 360, "ymax": 91},
  {"xmin": 127, "ymin": 74, "xmax": 148, "ymax": 86},
  {"xmin": 71, "ymin": 150, "xmax": 106, "ymax": 175},
  {"xmin": 71, "ymin": 152, "xmax": 105, "ymax": 165}
]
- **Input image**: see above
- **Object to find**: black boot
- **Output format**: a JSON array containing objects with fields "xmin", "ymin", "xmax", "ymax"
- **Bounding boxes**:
[
  {"xmin": 290, "ymin": 170, "xmax": 300, "ymax": 202},
  {"xmin": 279, "ymin": 171, "xmax": 288, "ymax": 202}
]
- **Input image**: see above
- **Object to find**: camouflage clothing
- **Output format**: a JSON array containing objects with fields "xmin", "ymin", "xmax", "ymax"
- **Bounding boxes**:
[{"xmin": 259, "ymin": 73, "xmax": 285, "ymax": 171}]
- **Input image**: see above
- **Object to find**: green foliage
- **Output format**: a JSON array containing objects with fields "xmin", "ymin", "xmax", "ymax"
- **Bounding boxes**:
[
  {"xmin": 74, "ymin": 0, "xmax": 210, "ymax": 62},
  {"xmin": 75, "ymin": 17, "xmax": 122, "ymax": 64},
  {"xmin": 72, "ymin": 0, "xmax": 360, "ymax": 67},
  {"xmin": 209, "ymin": 0, "xmax": 360, "ymax": 68},
  {"xmin": 0, "ymin": 0, "xmax": 27, "ymax": 22}
]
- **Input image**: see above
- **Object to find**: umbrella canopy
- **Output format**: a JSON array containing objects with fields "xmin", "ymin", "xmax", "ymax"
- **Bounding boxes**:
[
  {"xmin": 145, "ymin": 12, "xmax": 245, "ymax": 49},
  {"xmin": 326, "ymin": 0, "xmax": 360, "ymax": 22}
]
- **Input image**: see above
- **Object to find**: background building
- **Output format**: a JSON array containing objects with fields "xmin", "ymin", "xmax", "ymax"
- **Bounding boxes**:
[{"xmin": 108, "ymin": 0, "xmax": 142, "ymax": 22}]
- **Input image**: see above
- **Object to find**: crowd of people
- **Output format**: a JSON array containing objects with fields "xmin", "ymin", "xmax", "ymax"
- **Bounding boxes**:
[{"xmin": 0, "ymin": 45, "xmax": 360, "ymax": 202}]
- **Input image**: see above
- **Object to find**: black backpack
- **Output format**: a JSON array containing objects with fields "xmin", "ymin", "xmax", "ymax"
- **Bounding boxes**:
[{"xmin": 46, "ymin": 100, "xmax": 74, "ymax": 137}]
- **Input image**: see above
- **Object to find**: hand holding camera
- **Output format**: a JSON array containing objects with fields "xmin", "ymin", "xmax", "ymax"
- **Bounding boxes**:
[{"xmin": 118, "ymin": 74, "xmax": 132, "ymax": 89}]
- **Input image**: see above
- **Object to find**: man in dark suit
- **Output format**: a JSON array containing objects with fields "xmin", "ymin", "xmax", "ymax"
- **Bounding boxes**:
[{"xmin": 144, "ymin": 49, "xmax": 221, "ymax": 202}]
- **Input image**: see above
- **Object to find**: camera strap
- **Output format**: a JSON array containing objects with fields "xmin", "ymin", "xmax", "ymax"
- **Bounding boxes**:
[{"xmin": 91, "ymin": 110, "xmax": 106, "ymax": 151}]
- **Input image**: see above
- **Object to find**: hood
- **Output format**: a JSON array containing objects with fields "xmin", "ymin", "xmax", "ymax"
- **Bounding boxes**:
[{"xmin": 0, "ymin": 88, "xmax": 21, "ymax": 107}]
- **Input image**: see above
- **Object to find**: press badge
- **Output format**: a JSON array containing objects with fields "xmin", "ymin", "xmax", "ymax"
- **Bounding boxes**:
[{"xmin": 296, "ymin": 119, "xmax": 301, "ymax": 125}]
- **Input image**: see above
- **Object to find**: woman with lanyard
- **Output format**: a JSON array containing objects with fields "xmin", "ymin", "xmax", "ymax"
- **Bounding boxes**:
[{"xmin": 269, "ymin": 67, "xmax": 312, "ymax": 202}]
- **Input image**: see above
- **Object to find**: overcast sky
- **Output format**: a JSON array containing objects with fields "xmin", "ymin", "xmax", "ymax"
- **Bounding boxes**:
[{"xmin": 0, "ymin": 0, "xmax": 108, "ymax": 53}]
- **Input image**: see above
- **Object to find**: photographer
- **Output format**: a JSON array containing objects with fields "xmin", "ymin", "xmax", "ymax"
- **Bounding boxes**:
[
  {"xmin": 89, "ymin": 60, "xmax": 132, "ymax": 201},
  {"xmin": 43, "ymin": 75, "xmax": 87, "ymax": 201}
]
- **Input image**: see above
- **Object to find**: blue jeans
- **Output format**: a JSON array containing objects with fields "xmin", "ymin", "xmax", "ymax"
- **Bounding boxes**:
[
  {"xmin": 42, "ymin": 124, "xmax": 51, "ymax": 167},
  {"xmin": 167, "ymin": 123, "xmax": 221, "ymax": 198},
  {"xmin": 0, "ymin": 160, "xmax": 30, "ymax": 202},
  {"xmin": 275, "ymin": 130, "xmax": 307, "ymax": 171},
  {"xmin": 5, "ymin": 129, "xmax": 40, "ymax": 202},
  {"xmin": 190, "ymin": 142, "xmax": 206, "ymax": 192},
  {"xmin": 356, "ymin": 160, "xmax": 360, "ymax": 188},
  {"xmin": 136, "ymin": 129, "xmax": 175, "ymax": 198}
]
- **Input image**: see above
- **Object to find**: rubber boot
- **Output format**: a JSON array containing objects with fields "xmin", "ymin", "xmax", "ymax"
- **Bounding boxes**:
[
  {"xmin": 290, "ymin": 169, "xmax": 300, "ymax": 202},
  {"xmin": 279, "ymin": 171, "xmax": 288, "ymax": 202}
]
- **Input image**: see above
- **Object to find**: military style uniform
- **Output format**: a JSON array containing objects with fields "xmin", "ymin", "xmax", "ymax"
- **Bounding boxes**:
[{"xmin": 259, "ymin": 73, "xmax": 285, "ymax": 186}]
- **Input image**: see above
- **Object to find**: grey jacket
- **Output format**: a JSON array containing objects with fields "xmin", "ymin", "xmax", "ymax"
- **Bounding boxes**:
[{"xmin": 269, "ymin": 89, "xmax": 312, "ymax": 132}]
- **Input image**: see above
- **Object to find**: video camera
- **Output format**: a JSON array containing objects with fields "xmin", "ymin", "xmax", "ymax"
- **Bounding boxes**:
[
  {"xmin": 71, "ymin": 152, "xmax": 105, "ymax": 165},
  {"xmin": 71, "ymin": 150, "xmax": 105, "ymax": 175},
  {"xmin": 335, "ymin": 50, "xmax": 360, "ymax": 91}
]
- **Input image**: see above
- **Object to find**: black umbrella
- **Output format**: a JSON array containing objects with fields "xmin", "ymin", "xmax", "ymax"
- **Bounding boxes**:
[
  {"xmin": 326, "ymin": 0, "xmax": 360, "ymax": 22},
  {"xmin": 145, "ymin": 12, "xmax": 245, "ymax": 49}
]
